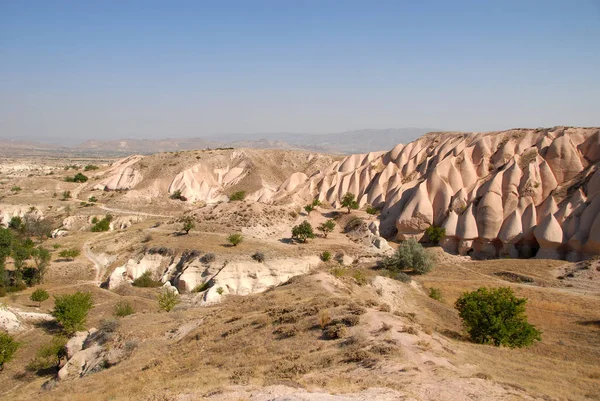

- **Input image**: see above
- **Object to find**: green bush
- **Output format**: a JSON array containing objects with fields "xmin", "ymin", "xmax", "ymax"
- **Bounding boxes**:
[
  {"xmin": 157, "ymin": 289, "xmax": 180, "ymax": 312},
  {"xmin": 227, "ymin": 233, "xmax": 243, "ymax": 246},
  {"xmin": 229, "ymin": 191, "xmax": 246, "ymax": 201},
  {"xmin": 366, "ymin": 205, "xmax": 380, "ymax": 215},
  {"xmin": 52, "ymin": 291, "xmax": 93, "ymax": 334},
  {"xmin": 170, "ymin": 190, "xmax": 187, "ymax": 201},
  {"xmin": 61, "ymin": 190, "xmax": 71, "ymax": 200},
  {"xmin": 0, "ymin": 332, "xmax": 20, "ymax": 371},
  {"xmin": 58, "ymin": 248, "xmax": 80, "ymax": 261},
  {"xmin": 317, "ymin": 219, "xmax": 336, "ymax": 238},
  {"xmin": 428, "ymin": 287, "xmax": 443, "ymax": 302},
  {"xmin": 114, "ymin": 301, "xmax": 135, "ymax": 317},
  {"xmin": 303, "ymin": 204, "xmax": 315, "ymax": 214},
  {"xmin": 216, "ymin": 287, "xmax": 224, "ymax": 295},
  {"xmin": 84, "ymin": 164, "xmax": 99, "ymax": 171},
  {"xmin": 381, "ymin": 238, "xmax": 434, "ymax": 274},
  {"xmin": 31, "ymin": 246, "xmax": 51, "ymax": 283},
  {"xmin": 31, "ymin": 288, "xmax": 50, "ymax": 306},
  {"xmin": 26, "ymin": 336, "xmax": 67, "ymax": 373},
  {"xmin": 390, "ymin": 271, "xmax": 411, "ymax": 283},
  {"xmin": 455, "ymin": 287, "xmax": 541, "ymax": 348},
  {"xmin": 8, "ymin": 216, "xmax": 23, "ymax": 230},
  {"xmin": 425, "ymin": 226, "xmax": 446, "ymax": 245},
  {"xmin": 88, "ymin": 196, "xmax": 98, "ymax": 203},
  {"xmin": 291, "ymin": 221, "xmax": 315, "ymax": 243},
  {"xmin": 132, "ymin": 271, "xmax": 162, "ymax": 288},
  {"xmin": 65, "ymin": 173, "xmax": 88, "ymax": 183},
  {"xmin": 193, "ymin": 281, "xmax": 211, "ymax": 293},
  {"xmin": 11, "ymin": 186, "xmax": 22, "ymax": 192},
  {"xmin": 91, "ymin": 215, "xmax": 112, "ymax": 232},
  {"xmin": 320, "ymin": 251, "xmax": 332, "ymax": 262},
  {"xmin": 341, "ymin": 192, "xmax": 359, "ymax": 213}
]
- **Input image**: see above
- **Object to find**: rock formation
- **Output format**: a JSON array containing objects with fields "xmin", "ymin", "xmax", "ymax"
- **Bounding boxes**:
[{"xmin": 268, "ymin": 127, "xmax": 600, "ymax": 260}]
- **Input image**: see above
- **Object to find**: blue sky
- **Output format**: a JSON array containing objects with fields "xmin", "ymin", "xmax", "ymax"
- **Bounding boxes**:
[{"xmin": 1, "ymin": 0, "xmax": 599, "ymax": 142}]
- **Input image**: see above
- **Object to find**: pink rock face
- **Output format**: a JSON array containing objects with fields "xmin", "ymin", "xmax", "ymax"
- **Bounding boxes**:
[{"xmin": 269, "ymin": 127, "xmax": 600, "ymax": 260}]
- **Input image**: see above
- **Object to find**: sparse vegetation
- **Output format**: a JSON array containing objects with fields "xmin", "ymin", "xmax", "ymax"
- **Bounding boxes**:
[
  {"xmin": 455, "ymin": 287, "xmax": 541, "ymax": 348},
  {"xmin": 425, "ymin": 225, "xmax": 446, "ymax": 245},
  {"xmin": 227, "ymin": 233, "xmax": 243, "ymax": 246},
  {"xmin": 229, "ymin": 191, "xmax": 246, "ymax": 201},
  {"xmin": 216, "ymin": 287, "xmax": 224, "ymax": 295},
  {"xmin": 88, "ymin": 196, "xmax": 98, "ymax": 202},
  {"xmin": 10, "ymin": 186, "xmax": 22, "ymax": 192},
  {"xmin": 52, "ymin": 291, "xmax": 93, "ymax": 334},
  {"xmin": 114, "ymin": 301, "xmax": 135, "ymax": 317},
  {"xmin": 61, "ymin": 190, "xmax": 71, "ymax": 200},
  {"xmin": 201, "ymin": 253, "xmax": 215, "ymax": 264},
  {"xmin": 303, "ymin": 204, "xmax": 315, "ymax": 214},
  {"xmin": 58, "ymin": 248, "xmax": 80, "ymax": 261},
  {"xmin": 157, "ymin": 288, "xmax": 180, "ymax": 312},
  {"xmin": 132, "ymin": 271, "xmax": 162, "ymax": 288},
  {"xmin": 381, "ymin": 238, "xmax": 434, "ymax": 275},
  {"xmin": 84, "ymin": 164, "xmax": 99, "ymax": 171},
  {"xmin": 344, "ymin": 216, "xmax": 363, "ymax": 232},
  {"xmin": 341, "ymin": 192, "xmax": 359, "ymax": 213},
  {"xmin": 30, "ymin": 288, "xmax": 49, "ymax": 306},
  {"xmin": 291, "ymin": 220, "xmax": 315, "ymax": 242},
  {"xmin": 317, "ymin": 219, "xmax": 336, "ymax": 238}
]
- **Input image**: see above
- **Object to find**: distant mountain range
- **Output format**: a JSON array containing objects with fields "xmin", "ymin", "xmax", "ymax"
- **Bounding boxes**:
[{"xmin": 0, "ymin": 128, "xmax": 436, "ymax": 157}]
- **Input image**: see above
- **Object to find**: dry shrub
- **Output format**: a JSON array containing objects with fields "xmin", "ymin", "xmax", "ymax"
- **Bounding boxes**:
[
  {"xmin": 230, "ymin": 367, "xmax": 256, "ymax": 384},
  {"xmin": 269, "ymin": 360, "xmax": 311, "ymax": 379},
  {"xmin": 273, "ymin": 324, "xmax": 299, "ymax": 339},
  {"xmin": 379, "ymin": 322, "xmax": 393, "ymax": 332},
  {"xmin": 318, "ymin": 309, "xmax": 331, "ymax": 329},
  {"xmin": 402, "ymin": 326, "xmax": 419, "ymax": 335},
  {"xmin": 343, "ymin": 348, "xmax": 371, "ymax": 363},
  {"xmin": 346, "ymin": 302, "xmax": 366, "ymax": 315},
  {"xmin": 378, "ymin": 303, "xmax": 391, "ymax": 312},
  {"xmin": 324, "ymin": 324, "xmax": 348, "ymax": 340},
  {"xmin": 340, "ymin": 314, "xmax": 360, "ymax": 327},
  {"xmin": 370, "ymin": 343, "xmax": 401, "ymax": 356}
]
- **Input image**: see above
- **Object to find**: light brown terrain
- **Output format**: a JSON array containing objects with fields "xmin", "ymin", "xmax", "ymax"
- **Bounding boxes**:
[{"xmin": 0, "ymin": 129, "xmax": 599, "ymax": 401}]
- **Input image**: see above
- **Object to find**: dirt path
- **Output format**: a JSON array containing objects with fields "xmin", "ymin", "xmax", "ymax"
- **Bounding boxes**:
[{"xmin": 83, "ymin": 239, "xmax": 115, "ymax": 284}]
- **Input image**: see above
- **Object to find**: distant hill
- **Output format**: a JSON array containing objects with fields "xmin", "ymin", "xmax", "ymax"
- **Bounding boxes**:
[{"xmin": 0, "ymin": 128, "xmax": 436, "ymax": 157}]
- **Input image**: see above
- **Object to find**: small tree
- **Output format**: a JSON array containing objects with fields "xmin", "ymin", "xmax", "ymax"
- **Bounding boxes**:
[
  {"xmin": 227, "ymin": 233, "xmax": 243, "ymax": 246},
  {"xmin": 31, "ymin": 246, "xmax": 51, "ymax": 283},
  {"xmin": 381, "ymin": 238, "xmax": 434, "ymax": 274},
  {"xmin": 31, "ymin": 288, "xmax": 50, "ymax": 306},
  {"xmin": 341, "ymin": 192, "xmax": 359, "ymax": 213},
  {"xmin": 59, "ymin": 248, "xmax": 80, "ymax": 261},
  {"xmin": 157, "ymin": 288, "xmax": 180, "ymax": 312},
  {"xmin": 114, "ymin": 301, "xmax": 135, "ymax": 317},
  {"xmin": 0, "ymin": 332, "xmax": 20, "ymax": 371},
  {"xmin": 455, "ymin": 287, "xmax": 541, "ymax": 348},
  {"xmin": 52, "ymin": 291, "xmax": 93, "ymax": 335},
  {"xmin": 181, "ymin": 216, "xmax": 195, "ymax": 234},
  {"xmin": 292, "ymin": 220, "xmax": 315, "ymax": 243},
  {"xmin": 317, "ymin": 219, "xmax": 336, "ymax": 238},
  {"xmin": 425, "ymin": 226, "xmax": 446, "ymax": 245},
  {"xmin": 26, "ymin": 336, "xmax": 67, "ymax": 373}
]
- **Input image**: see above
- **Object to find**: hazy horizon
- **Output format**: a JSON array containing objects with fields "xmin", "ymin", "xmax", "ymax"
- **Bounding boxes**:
[{"xmin": 1, "ymin": 1, "xmax": 599, "ymax": 142}]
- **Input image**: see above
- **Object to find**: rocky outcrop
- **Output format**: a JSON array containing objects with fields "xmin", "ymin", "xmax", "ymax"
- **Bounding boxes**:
[
  {"xmin": 270, "ymin": 127, "xmax": 600, "ymax": 260},
  {"xmin": 94, "ymin": 155, "xmax": 144, "ymax": 191}
]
